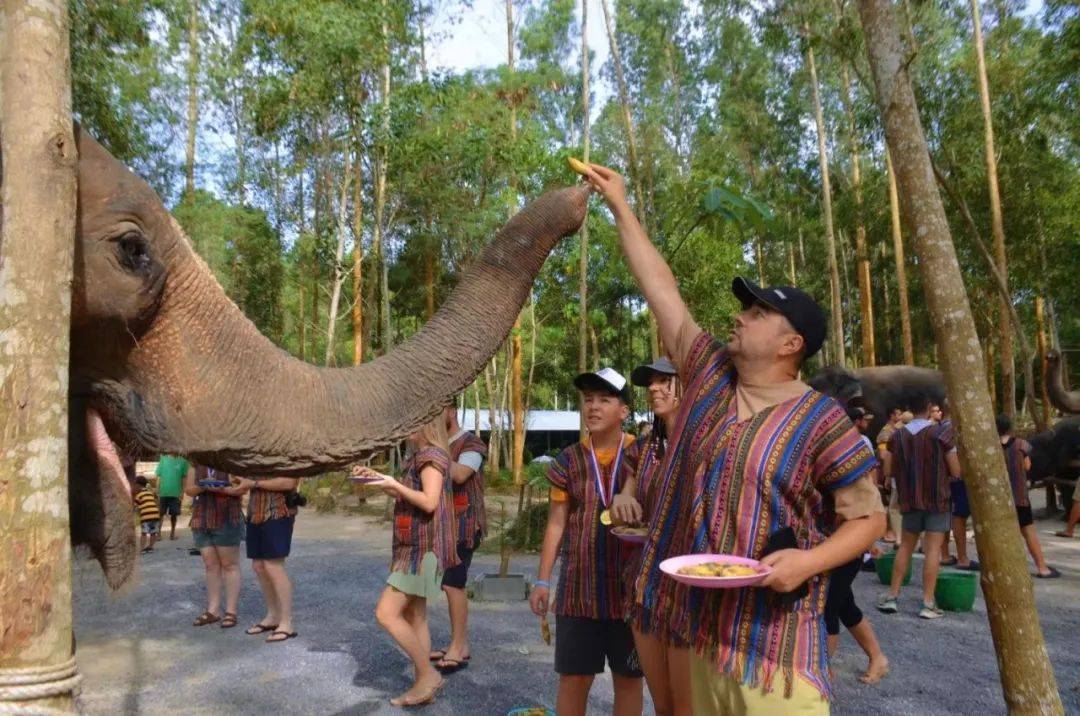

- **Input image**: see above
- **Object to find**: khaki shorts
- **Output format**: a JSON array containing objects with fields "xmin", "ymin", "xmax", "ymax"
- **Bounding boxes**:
[{"xmin": 690, "ymin": 653, "xmax": 829, "ymax": 716}]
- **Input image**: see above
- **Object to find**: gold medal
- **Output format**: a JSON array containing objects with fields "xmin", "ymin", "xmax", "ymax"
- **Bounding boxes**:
[{"xmin": 600, "ymin": 509, "xmax": 612, "ymax": 526}]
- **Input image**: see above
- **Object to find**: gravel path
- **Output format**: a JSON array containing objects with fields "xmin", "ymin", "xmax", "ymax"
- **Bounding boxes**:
[{"xmin": 73, "ymin": 500, "xmax": 1079, "ymax": 715}]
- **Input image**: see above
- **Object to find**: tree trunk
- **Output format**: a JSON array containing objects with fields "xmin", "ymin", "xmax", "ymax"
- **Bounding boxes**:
[
  {"xmin": 787, "ymin": 241, "xmax": 797, "ymax": 285},
  {"xmin": 970, "ymin": 0, "xmax": 1015, "ymax": 419},
  {"xmin": 1035, "ymin": 296, "xmax": 1050, "ymax": 426},
  {"xmin": 507, "ymin": 0, "xmax": 526, "ymax": 489},
  {"xmin": 835, "ymin": 46, "xmax": 875, "ymax": 365},
  {"xmin": 885, "ymin": 149, "xmax": 914, "ymax": 365},
  {"xmin": 805, "ymin": 36, "xmax": 845, "ymax": 365},
  {"xmin": 324, "ymin": 152, "xmax": 354, "ymax": 365},
  {"xmin": 0, "ymin": 1, "xmax": 80, "ymax": 709},
  {"xmin": 857, "ymin": 2, "xmax": 1063, "ymax": 711},
  {"xmin": 185, "ymin": 0, "xmax": 199, "ymax": 200},
  {"xmin": 578, "ymin": 0, "xmax": 590, "ymax": 437},
  {"xmin": 931, "ymin": 161, "xmax": 1045, "ymax": 431},
  {"xmin": 352, "ymin": 141, "xmax": 364, "ymax": 365},
  {"xmin": 375, "ymin": 0, "xmax": 392, "ymax": 354}
]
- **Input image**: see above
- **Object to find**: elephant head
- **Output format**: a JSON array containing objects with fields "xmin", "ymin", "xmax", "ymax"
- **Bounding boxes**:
[
  {"xmin": 38, "ymin": 127, "xmax": 589, "ymax": 587},
  {"xmin": 1046, "ymin": 350, "xmax": 1080, "ymax": 414}
]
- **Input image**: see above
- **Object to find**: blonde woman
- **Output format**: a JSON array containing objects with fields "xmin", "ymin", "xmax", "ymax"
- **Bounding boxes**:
[{"xmin": 356, "ymin": 417, "xmax": 460, "ymax": 707}]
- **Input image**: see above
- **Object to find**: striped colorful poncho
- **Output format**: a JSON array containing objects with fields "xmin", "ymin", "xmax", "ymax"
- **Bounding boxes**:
[
  {"xmin": 449, "ymin": 430, "xmax": 489, "ymax": 548},
  {"xmin": 547, "ymin": 434, "xmax": 637, "ymax": 620},
  {"xmin": 190, "ymin": 467, "xmax": 243, "ymax": 530},
  {"xmin": 391, "ymin": 446, "xmax": 460, "ymax": 574},
  {"xmin": 1002, "ymin": 437, "xmax": 1033, "ymax": 508},
  {"xmin": 888, "ymin": 420, "xmax": 955, "ymax": 513},
  {"xmin": 631, "ymin": 332, "xmax": 876, "ymax": 699}
]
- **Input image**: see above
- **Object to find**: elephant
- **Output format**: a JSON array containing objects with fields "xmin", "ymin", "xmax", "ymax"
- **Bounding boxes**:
[
  {"xmin": 1046, "ymin": 350, "xmax": 1080, "ymax": 414},
  {"xmin": 807, "ymin": 364, "xmax": 945, "ymax": 441},
  {"xmin": 6, "ymin": 126, "xmax": 589, "ymax": 589},
  {"xmin": 1029, "ymin": 349, "xmax": 1080, "ymax": 504}
]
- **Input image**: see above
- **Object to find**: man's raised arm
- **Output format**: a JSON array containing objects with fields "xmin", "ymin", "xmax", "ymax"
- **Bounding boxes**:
[{"xmin": 581, "ymin": 163, "xmax": 701, "ymax": 368}]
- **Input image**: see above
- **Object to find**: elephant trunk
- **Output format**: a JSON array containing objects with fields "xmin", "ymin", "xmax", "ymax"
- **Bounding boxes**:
[
  {"xmin": 107, "ymin": 185, "xmax": 590, "ymax": 474},
  {"xmin": 1046, "ymin": 350, "xmax": 1080, "ymax": 414}
]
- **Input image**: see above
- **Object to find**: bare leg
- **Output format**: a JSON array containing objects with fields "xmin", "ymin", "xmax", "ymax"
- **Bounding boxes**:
[
  {"xmin": 665, "ymin": 646, "xmax": 692, "ymax": 716},
  {"xmin": 556, "ymin": 675, "xmax": 594, "ymax": 716},
  {"xmin": 952, "ymin": 517, "xmax": 970, "ymax": 566},
  {"xmin": 921, "ymin": 531, "xmax": 946, "ymax": 605},
  {"xmin": 440, "ymin": 585, "xmax": 470, "ymax": 662},
  {"xmin": 612, "ymin": 672, "xmax": 644, "ymax": 716},
  {"xmin": 200, "ymin": 547, "xmax": 222, "ymax": 616},
  {"xmin": 217, "ymin": 545, "xmax": 242, "ymax": 615},
  {"xmin": 847, "ymin": 619, "xmax": 889, "ymax": 683},
  {"xmin": 169, "ymin": 514, "xmax": 178, "ymax": 540},
  {"xmin": 148, "ymin": 531, "xmax": 158, "ymax": 550},
  {"xmin": 1020, "ymin": 524, "xmax": 1052, "ymax": 575},
  {"xmin": 1056, "ymin": 499, "xmax": 1080, "ymax": 537},
  {"xmin": 262, "ymin": 559, "xmax": 293, "ymax": 634},
  {"xmin": 633, "ymin": 628, "xmax": 673, "ymax": 716},
  {"xmin": 888, "ymin": 531, "xmax": 919, "ymax": 598},
  {"xmin": 376, "ymin": 588, "xmax": 441, "ymax": 704},
  {"xmin": 250, "ymin": 559, "xmax": 280, "ymax": 626}
]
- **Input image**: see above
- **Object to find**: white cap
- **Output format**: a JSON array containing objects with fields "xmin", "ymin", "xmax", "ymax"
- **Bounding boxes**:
[{"xmin": 573, "ymin": 367, "xmax": 632, "ymax": 403}]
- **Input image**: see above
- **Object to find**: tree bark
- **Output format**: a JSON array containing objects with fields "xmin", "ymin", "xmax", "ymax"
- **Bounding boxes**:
[
  {"xmin": 857, "ymin": 2, "xmax": 1063, "ymax": 711},
  {"xmin": 1035, "ymin": 296, "xmax": 1050, "ymax": 426},
  {"xmin": 836, "ymin": 46, "xmax": 875, "ymax": 365},
  {"xmin": 375, "ymin": 0, "xmax": 392, "ymax": 354},
  {"xmin": 185, "ymin": 0, "xmax": 199, "ymax": 200},
  {"xmin": 578, "ymin": 0, "xmax": 590, "ymax": 437},
  {"xmin": 507, "ymin": 0, "xmax": 526, "ymax": 488},
  {"xmin": 885, "ymin": 149, "xmax": 914, "ymax": 365},
  {"xmin": 324, "ymin": 151, "xmax": 354, "ymax": 365},
  {"xmin": 352, "ymin": 141, "xmax": 364, "ymax": 365},
  {"xmin": 970, "ymin": 0, "xmax": 1015, "ymax": 419},
  {"xmin": 0, "ymin": 0, "xmax": 80, "ymax": 710},
  {"xmin": 805, "ymin": 36, "xmax": 846, "ymax": 365}
]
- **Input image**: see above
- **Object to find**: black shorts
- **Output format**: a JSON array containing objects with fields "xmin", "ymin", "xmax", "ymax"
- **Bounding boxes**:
[
  {"xmin": 159, "ymin": 496, "xmax": 182, "ymax": 516},
  {"xmin": 1016, "ymin": 505, "xmax": 1034, "ymax": 528},
  {"xmin": 441, "ymin": 540, "xmax": 477, "ymax": 589},
  {"xmin": 554, "ymin": 616, "xmax": 643, "ymax": 678},
  {"xmin": 951, "ymin": 481, "xmax": 971, "ymax": 519},
  {"xmin": 246, "ymin": 516, "xmax": 294, "ymax": 560}
]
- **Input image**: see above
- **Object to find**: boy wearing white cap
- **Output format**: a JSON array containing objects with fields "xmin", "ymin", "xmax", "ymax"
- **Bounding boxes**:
[{"xmin": 529, "ymin": 367, "xmax": 644, "ymax": 715}]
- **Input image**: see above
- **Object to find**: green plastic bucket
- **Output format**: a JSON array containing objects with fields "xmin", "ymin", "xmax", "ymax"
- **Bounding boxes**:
[
  {"xmin": 935, "ymin": 571, "xmax": 977, "ymax": 612},
  {"xmin": 875, "ymin": 551, "xmax": 911, "ymax": 586}
]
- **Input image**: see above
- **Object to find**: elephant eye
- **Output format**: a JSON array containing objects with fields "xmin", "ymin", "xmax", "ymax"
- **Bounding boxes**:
[{"xmin": 115, "ymin": 232, "xmax": 152, "ymax": 273}]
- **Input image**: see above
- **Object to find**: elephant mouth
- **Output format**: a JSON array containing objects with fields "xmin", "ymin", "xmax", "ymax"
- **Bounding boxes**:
[{"xmin": 70, "ymin": 389, "xmax": 140, "ymax": 589}]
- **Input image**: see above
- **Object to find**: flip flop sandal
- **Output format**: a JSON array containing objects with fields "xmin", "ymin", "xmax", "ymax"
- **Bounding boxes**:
[
  {"xmin": 435, "ymin": 658, "xmax": 469, "ymax": 674},
  {"xmin": 1035, "ymin": 567, "xmax": 1062, "ymax": 579},
  {"xmin": 956, "ymin": 561, "xmax": 981, "ymax": 571},
  {"xmin": 940, "ymin": 557, "xmax": 958, "ymax": 566},
  {"xmin": 220, "ymin": 612, "xmax": 238, "ymax": 629},
  {"xmin": 193, "ymin": 611, "xmax": 221, "ymax": 627},
  {"xmin": 245, "ymin": 623, "xmax": 279, "ymax": 635},
  {"xmin": 266, "ymin": 630, "xmax": 298, "ymax": 643},
  {"xmin": 390, "ymin": 679, "xmax": 446, "ymax": 708},
  {"xmin": 429, "ymin": 650, "xmax": 447, "ymax": 662}
]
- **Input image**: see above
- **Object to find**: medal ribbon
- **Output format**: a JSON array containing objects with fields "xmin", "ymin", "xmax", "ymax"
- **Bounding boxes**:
[{"xmin": 588, "ymin": 433, "xmax": 624, "ymax": 510}]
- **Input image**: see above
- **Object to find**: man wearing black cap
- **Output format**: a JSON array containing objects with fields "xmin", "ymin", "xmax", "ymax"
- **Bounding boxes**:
[
  {"xmin": 529, "ymin": 367, "xmax": 644, "ymax": 715},
  {"xmin": 581, "ymin": 163, "xmax": 884, "ymax": 714}
]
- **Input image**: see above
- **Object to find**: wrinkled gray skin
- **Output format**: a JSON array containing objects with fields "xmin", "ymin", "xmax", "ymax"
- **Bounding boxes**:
[
  {"xmin": 5, "ymin": 127, "xmax": 589, "ymax": 588},
  {"xmin": 807, "ymin": 364, "xmax": 946, "ymax": 440},
  {"xmin": 1031, "ymin": 350, "xmax": 1080, "ymax": 498}
]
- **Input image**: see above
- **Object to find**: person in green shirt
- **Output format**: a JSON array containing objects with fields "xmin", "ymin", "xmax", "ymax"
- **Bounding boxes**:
[{"xmin": 155, "ymin": 455, "xmax": 191, "ymax": 540}]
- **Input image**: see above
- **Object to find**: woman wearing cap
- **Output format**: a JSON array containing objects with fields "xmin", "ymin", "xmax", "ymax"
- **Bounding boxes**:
[{"xmin": 611, "ymin": 357, "xmax": 690, "ymax": 716}]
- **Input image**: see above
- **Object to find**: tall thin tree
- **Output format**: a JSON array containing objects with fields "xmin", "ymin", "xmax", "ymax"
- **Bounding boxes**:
[
  {"xmin": 885, "ymin": 149, "xmax": 914, "ymax": 365},
  {"xmin": 578, "ymin": 0, "xmax": 590, "ymax": 436},
  {"xmin": 805, "ymin": 32, "xmax": 846, "ymax": 365},
  {"xmin": 374, "ymin": 0, "xmax": 393, "ymax": 353},
  {"xmin": 0, "ymin": 0, "xmax": 81, "ymax": 709},
  {"xmin": 970, "ymin": 0, "xmax": 1015, "ymax": 418},
  {"xmin": 857, "ymin": 1, "xmax": 1062, "ymax": 710},
  {"xmin": 185, "ymin": 0, "xmax": 199, "ymax": 200}
]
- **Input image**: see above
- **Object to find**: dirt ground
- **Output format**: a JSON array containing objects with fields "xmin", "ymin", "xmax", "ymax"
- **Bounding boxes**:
[{"xmin": 72, "ymin": 492, "xmax": 1079, "ymax": 715}]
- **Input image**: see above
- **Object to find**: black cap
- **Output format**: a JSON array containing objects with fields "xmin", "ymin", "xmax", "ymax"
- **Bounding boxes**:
[
  {"xmin": 630, "ymin": 357, "xmax": 678, "ymax": 387},
  {"xmin": 731, "ymin": 277, "xmax": 827, "ymax": 360},
  {"xmin": 573, "ymin": 367, "xmax": 633, "ymax": 405},
  {"xmin": 846, "ymin": 405, "xmax": 874, "ymax": 423}
]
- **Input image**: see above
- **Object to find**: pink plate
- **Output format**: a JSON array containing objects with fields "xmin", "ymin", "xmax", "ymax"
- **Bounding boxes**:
[
  {"xmin": 610, "ymin": 527, "xmax": 649, "ymax": 545},
  {"xmin": 659, "ymin": 554, "xmax": 771, "ymax": 589}
]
